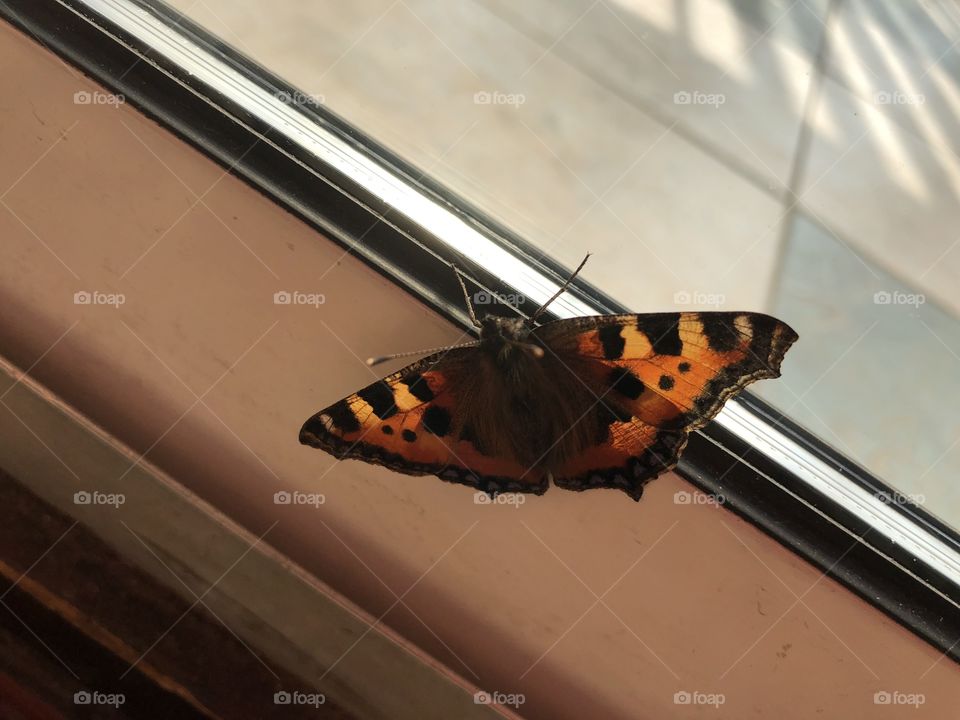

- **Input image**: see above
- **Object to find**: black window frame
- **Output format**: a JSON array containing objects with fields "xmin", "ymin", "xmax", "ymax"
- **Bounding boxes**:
[{"xmin": 4, "ymin": 0, "xmax": 958, "ymax": 665}]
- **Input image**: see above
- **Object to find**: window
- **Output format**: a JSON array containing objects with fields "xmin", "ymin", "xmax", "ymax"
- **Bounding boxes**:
[{"xmin": 162, "ymin": 0, "xmax": 960, "ymax": 533}]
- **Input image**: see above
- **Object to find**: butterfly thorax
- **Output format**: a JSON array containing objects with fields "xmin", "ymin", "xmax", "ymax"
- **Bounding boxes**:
[
  {"xmin": 477, "ymin": 315, "xmax": 547, "ymax": 379},
  {"xmin": 479, "ymin": 315, "xmax": 531, "ymax": 344}
]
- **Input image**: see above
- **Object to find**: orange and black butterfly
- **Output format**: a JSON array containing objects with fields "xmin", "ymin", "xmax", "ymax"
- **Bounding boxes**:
[{"xmin": 300, "ymin": 257, "xmax": 797, "ymax": 501}]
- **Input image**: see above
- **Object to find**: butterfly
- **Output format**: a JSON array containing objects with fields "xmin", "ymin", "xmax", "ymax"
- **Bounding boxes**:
[{"xmin": 300, "ymin": 256, "xmax": 798, "ymax": 501}]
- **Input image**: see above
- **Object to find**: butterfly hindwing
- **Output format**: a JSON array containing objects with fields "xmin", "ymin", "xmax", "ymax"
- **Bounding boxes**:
[
  {"xmin": 299, "ymin": 349, "xmax": 548, "ymax": 495},
  {"xmin": 534, "ymin": 311, "xmax": 797, "ymax": 498},
  {"xmin": 548, "ymin": 420, "xmax": 688, "ymax": 501}
]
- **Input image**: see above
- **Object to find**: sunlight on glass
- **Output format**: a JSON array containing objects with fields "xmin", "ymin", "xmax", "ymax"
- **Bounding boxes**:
[
  {"xmin": 608, "ymin": 0, "xmax": 675, "ymax": 34},
  {"xmin": 689, "ymin": 0, "xmax": 750, "ymax": 83},
  {"xmin": 862, "ymin": 94, "xmax": 929, "ymax": 201}
]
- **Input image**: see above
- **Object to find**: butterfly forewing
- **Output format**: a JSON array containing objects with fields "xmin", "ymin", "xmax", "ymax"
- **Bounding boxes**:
[
  {"xmin": 536, "ymin": 311, "xmax": 797, "ymax": 426},
  {"xmin": 532, "ymin": 311, "xmax": 797, "ymax": 498},
  {"xmin": 299, "ymin": 348, "xmax": 548, "ymax": 495}
]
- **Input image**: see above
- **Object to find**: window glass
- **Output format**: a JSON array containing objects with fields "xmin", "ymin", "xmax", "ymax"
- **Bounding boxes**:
[{"xmin": 167, "ymin": 0, "xmax": 960, "ymax": 528}]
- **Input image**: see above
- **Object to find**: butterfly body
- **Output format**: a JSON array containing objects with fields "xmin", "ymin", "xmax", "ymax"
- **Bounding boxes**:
[
  {"xmin": 301, "ymin": 309, "xmax": 798, "ymax": 501},
  {"xmin": 468, "ymin": 315, "xmax": 600, "ymax": 474}
]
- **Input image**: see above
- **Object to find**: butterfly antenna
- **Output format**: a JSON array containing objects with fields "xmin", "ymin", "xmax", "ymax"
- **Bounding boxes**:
[
  {"xmin": 366, "ymin": 342, "xmax": 479, "ymax": 368},
  {"xmin": 453, "ymin": 265, "xmax": 482, "ymax": 328},
  {"xmin": 531, "ymin": 252, "xmax": 591, "ymax": 323}
]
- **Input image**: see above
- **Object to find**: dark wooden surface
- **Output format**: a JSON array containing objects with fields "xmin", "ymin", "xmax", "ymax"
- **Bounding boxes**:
[{"xmin": 0, "ymin": 468, "xmax": 359, "ymax": 719}]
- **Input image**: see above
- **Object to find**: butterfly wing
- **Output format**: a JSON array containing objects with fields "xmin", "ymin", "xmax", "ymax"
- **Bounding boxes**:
[
  {"xmin": 533, "ymin": 311, "xmax": 798, "ymax": 500},
  {"xmin": 299, "ymin": 348, "xmax": 549, "ymax": 495}
]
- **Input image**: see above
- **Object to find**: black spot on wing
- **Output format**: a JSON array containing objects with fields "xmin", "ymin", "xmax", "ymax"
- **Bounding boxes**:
[
  {"xmin": 596, "ymin": 400, "xmax": 633, "ymax": 442},
  {"xmin": 598, "ymin": 401, "xmax": 632, "ymax": 425},
  {"xmin": 402, "ymin": 429, "xmax": 417, "ymax": 442},
  {"xmin": 459, "ymin": 421, "xmax": 489, "ymax": 454},
  {"xmin": 608, "ymin": 367, "xmax": 645, "ymax": 400},
  {"xmin": 403, "ymin": 373, "xmax": 434, "ymax": 402},
  {"xmin": 357, "ymin": 381, "xmax": 397, "ymax": 420},
  {"xmin": 327, "ymin": 400, "xmax": 360, "ymax": 433},
  {"xmin": 678, "ymin": 362, "xmax": 691, "ymax": 373},
  {"xmin": 597, "ymin": 325, "xmax": 626, "ymax": 360},
  {"xmin": 699, "ymin": 312, "xmax": 741, "ymax": 353},
  {"xmin": 423, "ymin": 405, "xmax": 452, "ymax": 437},
  {"xmin": 658, "ymin": 374, "xmax": 675, "ymax": 391},
  {"xmin": 381, "ymin": 425, "xmax": 393, "ymax": 435},
  {"xmin": 637, "ymin": 314, "xmax": 683, "ymax": 356}
]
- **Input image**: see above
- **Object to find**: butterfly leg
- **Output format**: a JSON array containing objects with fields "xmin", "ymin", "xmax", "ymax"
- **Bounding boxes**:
[{"xmin": 452, "ymin": 266, "xmax": 482, "ymax": 329}]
